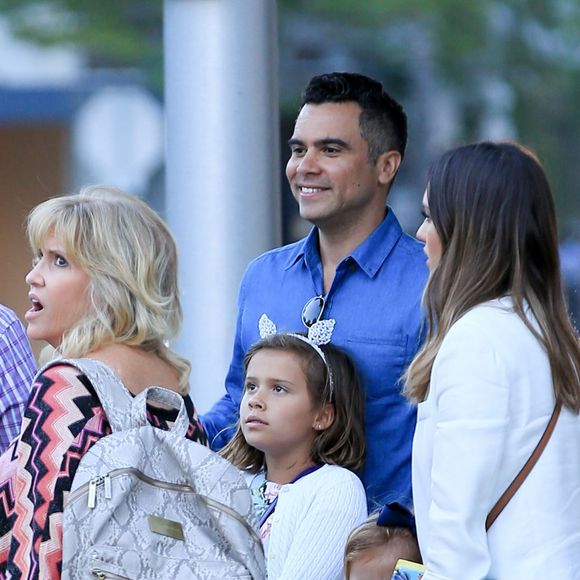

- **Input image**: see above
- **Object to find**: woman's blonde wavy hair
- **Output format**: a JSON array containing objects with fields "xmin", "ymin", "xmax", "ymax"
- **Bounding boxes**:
[
  {"xmin": 405, "ymin": 142, "xmax": 580, "ymax": 411},
  {"xmin": 27, "ymin": 185, "xmax": 191, "ymax": 392}
]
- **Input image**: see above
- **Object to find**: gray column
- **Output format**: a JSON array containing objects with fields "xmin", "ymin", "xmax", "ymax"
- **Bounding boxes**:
[{"xmin": 164, "ymin": 0, "xmax": 281, "ymax": 412}]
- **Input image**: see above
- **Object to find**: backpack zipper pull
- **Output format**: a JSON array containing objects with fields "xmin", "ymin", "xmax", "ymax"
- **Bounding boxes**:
[
  {"xmin": 104, "ymin": 473, "xmax": 112, "ymax": 499},
  {"xmin": 87, "ymin": 476, "xmax": 103, "ymax": 509}
]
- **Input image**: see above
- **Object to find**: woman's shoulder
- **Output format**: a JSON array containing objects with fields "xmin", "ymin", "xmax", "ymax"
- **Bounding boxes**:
[
  {"xmin": 26, "ymin": 361, "xmax": 106, "ymax": 429},
  {"xmin": 438, "ymin": 297, "xmax": 547, "ymax": 380},
  {"xmin": 456, "ymin": 296, "xmax": 515, "ymax": 322},
  {"xmin": 36, "ymin": 359, "xmax": 207, "ymax": 444},
  {"xmin": 38, "ymin": 357, "xmax": 109, "ymax": 380},
  {"xmin": 447, "ymin": 297, "xmax": 527, "ymax": 342},
  {"xmin": 35, "ymin": 360, "xmax": 94, "ymax": 388}
]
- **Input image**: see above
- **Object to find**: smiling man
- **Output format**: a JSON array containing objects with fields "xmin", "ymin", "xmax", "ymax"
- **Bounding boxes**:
[{"xmin": 203, "ymin": 72, "xmax": 428, "ymax": 510}]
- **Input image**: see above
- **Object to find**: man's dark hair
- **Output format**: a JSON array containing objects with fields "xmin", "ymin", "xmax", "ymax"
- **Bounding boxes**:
[{"xmin": 301, "ymin": 72, "xmax": 407, "ymax": 163}]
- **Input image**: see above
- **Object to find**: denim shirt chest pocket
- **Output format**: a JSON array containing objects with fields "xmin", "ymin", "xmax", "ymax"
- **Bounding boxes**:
[{"xmin": 345, "ymin": 333, "xmax": 409, "ymax": 401}]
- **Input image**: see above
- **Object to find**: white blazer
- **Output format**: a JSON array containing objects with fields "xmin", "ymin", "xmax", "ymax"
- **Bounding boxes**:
[{"xmin": 412, "ymin": 298, "xmax": 580, "ymax": 579}]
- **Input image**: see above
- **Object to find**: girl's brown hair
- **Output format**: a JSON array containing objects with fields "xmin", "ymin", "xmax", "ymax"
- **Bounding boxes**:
[
  {"xmin": 405, "ymin": 142, "xmax": 580, "ymax": 411},
  {"xmin": 221, "ymin": 333, "xmax": 366, "ymax": 472}
]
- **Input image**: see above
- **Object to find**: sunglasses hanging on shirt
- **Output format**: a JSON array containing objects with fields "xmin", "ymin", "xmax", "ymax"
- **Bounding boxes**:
[{"xmin": 301, "ymin": 295, "xmax": 326, "ymax": 328}]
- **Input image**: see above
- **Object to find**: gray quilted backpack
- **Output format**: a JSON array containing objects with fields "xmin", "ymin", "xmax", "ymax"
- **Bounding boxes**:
[{"xmin": 58, "ymin": 359, "xmax": 266, "ymax": 580}]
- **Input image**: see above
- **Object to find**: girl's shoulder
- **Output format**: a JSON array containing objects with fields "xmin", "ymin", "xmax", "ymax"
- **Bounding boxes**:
[
  {"xmin": 317, "ymin": 464, "xmax": 360, "ymax": 478},
  {"xmin": 302, "ymin": 465, "xmax": 365, "ymax": 491},
  {"xmin": 297, "ymin": 466, "xmax": 367, "ymax": 512},
  {"xmin": 243, "ymin": 465, "xmax": 363, "ymax": 491}
]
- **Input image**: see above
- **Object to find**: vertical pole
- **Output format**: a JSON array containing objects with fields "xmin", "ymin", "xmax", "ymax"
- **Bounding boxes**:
[{"xmin": 164, "ymin": 0, "xmax": 281, "ymax": 411}]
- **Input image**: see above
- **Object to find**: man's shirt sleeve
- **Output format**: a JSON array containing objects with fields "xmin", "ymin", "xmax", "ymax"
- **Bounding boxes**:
[{"xmin": 0, "ymin": 314, "xmax": 37, "ymax": 453}]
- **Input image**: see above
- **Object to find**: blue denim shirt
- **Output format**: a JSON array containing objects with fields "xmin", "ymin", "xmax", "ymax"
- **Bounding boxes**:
[{"xmin": 203, "ymin": 209, "xmax": 428, "ymax": 509}]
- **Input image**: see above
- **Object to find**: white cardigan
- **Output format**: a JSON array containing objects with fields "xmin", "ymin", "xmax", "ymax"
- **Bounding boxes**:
[
  {"xmin": 412, "ymin": 298, "xmax": 580, "ymax": 579},
  {"xmin": 247, "ymin": 464, "xmax": 367, "ymax": 580}
]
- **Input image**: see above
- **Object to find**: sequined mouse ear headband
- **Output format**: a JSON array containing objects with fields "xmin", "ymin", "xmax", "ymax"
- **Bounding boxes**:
[{"xmin": 258, "ymin": 313, "xmax": 336, "ymax": 400}]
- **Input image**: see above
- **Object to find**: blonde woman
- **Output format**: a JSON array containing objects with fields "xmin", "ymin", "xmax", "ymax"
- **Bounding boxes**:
[
  {"xmin": 407, "ymin": 142, "xmax": 580, "ymax": 578},
  {"xmin": 0, "ymin": 187, "xmax": 206, "ymax": 578}
]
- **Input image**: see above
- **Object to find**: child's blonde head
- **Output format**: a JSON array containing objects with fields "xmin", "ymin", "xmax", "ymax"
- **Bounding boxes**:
[{"xmin": 344, "ymin": 512, "xmax": 421, "ymax": 580}]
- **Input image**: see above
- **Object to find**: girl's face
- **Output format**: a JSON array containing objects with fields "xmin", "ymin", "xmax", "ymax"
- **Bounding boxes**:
[
  {"xmin": 416, "ymin": 189, "xmax": 442, "ymax": 270},
  {"xmin": 25, "ymin": 232, "xmax": 91, "ymax": 348},
  {"xmin": 240, "ymin": 348, "xmax": 328, "ymax": 466}
]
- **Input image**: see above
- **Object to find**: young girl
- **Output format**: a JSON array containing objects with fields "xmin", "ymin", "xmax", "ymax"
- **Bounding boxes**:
[
  {"xmin": 0, "ymin": 186, "xmax": 206, "ymax": 578},
  {"xmin": 408, "ymin": 142, "xmax": 580, "ymax": 577},
  {"xmin": 222, "ymin": 315, "xmax": 367, "ymax": 580}
]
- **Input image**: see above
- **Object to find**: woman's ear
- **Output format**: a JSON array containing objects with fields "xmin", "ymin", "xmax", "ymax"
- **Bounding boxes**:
[{"xmin": 313, "ymin": 403, "xmax": 335, "ymax": 431}]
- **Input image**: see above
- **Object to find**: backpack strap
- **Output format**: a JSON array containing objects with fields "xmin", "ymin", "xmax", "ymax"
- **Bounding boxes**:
[
  {"xmin": 131, "ymin": 386, "xmax": 190, "ymax": 438},
  {"xmin": 39, "ymin": 357, "xmax": 134, "ymax": 432},
  {"xmin": 39, "ymin": 358, "xmax": 190, "ymax": 435},
  {"xmin": 485, "ymin": 402, "xmax": 562, "ymax": 530}
]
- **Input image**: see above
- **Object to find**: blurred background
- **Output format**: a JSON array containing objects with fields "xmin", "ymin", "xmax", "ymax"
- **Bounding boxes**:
[{"xmin": 0, "ymin": 0, "xmax": 578, "ymax": 404}]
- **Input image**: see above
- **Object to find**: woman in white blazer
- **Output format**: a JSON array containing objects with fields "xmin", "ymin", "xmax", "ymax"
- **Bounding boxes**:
[{"xmin": 406, "ymin": 141, "xmax": 580, "ymax": 579}]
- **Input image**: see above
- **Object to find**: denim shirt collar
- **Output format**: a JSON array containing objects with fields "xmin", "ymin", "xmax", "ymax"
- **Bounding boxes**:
[{"xmin": 283, "ymin": 208, "xmax": 404, "ymax": 278}]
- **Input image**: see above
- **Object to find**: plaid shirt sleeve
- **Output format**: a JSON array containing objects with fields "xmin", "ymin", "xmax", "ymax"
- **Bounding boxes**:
[{"xmin": 0, "ymin": 306, "xmax": 37, "ymax": 453}]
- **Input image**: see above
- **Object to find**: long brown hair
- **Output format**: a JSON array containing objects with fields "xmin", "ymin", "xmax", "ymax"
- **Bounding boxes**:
[
  {"xmin": 221, "ymin": 333, "xmax": 366, "ymax": 472},
  {"xmin": 405, "ymin": 142, "xmax": 580, "ymax": 411}
]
